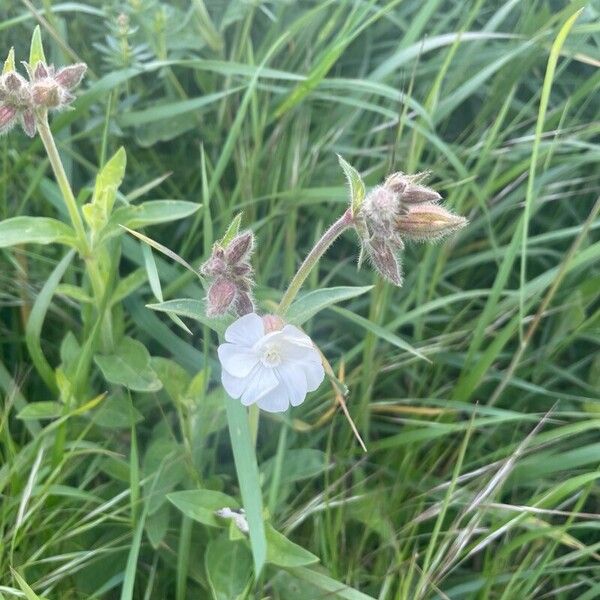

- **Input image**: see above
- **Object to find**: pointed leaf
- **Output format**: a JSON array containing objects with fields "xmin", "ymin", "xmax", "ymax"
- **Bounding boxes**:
[
  {"xmin": 29, "ymin": 26, "xmax": 46, "ymax": 68},
  {"xmin": 168, "ymin": 489, "xmax": 240, "ymax": 527},
  {"xmin": 3, "ymin": 47, "xmax": 15, "ymax": 74},
  {"xmin": 266, "ymin": 525, "xmax": 319, "ymax": 567},
  {"xmin": 286, "ymin": 285, "xmax": 373, "ymax": 325},
  {"xmin": 0, "ymin": 217, "xmax": 76, "ymax": 248},
  {"xmin": 337, "ymin": 154, "xmax": 366, "ymax": 216},
  {"xmin": 219, "ymin": 213, "xmax": 242, "ymax": 248}
]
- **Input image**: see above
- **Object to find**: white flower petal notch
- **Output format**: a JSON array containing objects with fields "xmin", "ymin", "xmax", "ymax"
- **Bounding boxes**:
[{"xmin": 218, "ymin": 313, "xmax": 325, "ymax": 413}]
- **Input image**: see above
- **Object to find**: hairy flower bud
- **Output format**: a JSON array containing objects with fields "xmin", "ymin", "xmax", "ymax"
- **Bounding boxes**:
[
  {"xmin": 395, "ymin": 203, "xmax": 467, "ymax": 241},
  {"xmin": 353, "ymin": 170, "xmax": 467, "ymax": 286},
  {"xmin": 207, "ymin": 277, "xmax": 237, "ymax": 317},
  {"xmin": 201, "ymin": 229, "xmax": 256, "ymax": 318}
]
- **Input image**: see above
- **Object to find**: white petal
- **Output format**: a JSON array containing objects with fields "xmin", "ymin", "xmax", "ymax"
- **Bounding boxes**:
[
  {"xmin": 218, "ymin": 343, "xmax": 258, "ymax": 378},
  {"xmin": 240, "ymin": 365, "xmax": 278, "ymax": 406},
  {"xmin": 221, "ymin": 369, "xmax": 247, "ymax": 399},
  {"xmin": 276, "ymin": 362, "xmax": 308, "ymax": 407},
  {"xmin": 224, "ymin": 313, "xmax": 264, "ymax": 346},
  {"xmin": 256, "ymin": 383, "xmax": 290, "ymax": 413},
  {"xmin": 300, "ymin": 357, "xmax": 325, "ymax": 392}
]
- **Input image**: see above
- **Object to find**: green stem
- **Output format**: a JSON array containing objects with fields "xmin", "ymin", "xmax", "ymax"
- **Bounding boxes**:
[
  {"xmin": 277, "ymin": 208, "xmax": 353, "ymax": 315},
  {"xmin": 36, "ymin": 111, "xmax": 88, "ymax": 249}
]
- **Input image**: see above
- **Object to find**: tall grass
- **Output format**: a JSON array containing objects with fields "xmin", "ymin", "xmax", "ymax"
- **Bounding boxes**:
[{"xmin": 1, "ymin": 1, "xmax": 599, "ymax": 598}]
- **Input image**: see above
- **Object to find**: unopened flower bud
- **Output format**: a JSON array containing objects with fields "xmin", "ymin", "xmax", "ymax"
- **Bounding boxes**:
[
  {"xmin": 224, "ymin": 231, "xmax": 253, "ymax": 264},
  {"xmin": 54, "ymin": 63, "xmax": 87, "ymax": 90},
  {"xmin": 262, "ymin": 314, "xmax": 284, "ymax": 333},
  {"xmin": 20, "ymin": 109, "xmax": 36, "ymax": 138},
  {"xmin": 395, "ymin": 203, "xmax": 467, "ymax": 242},
  {"xmin": 207, "ymin": 277, "xmax": 237, "ymax": 317},
  {"xmin": 31, "ymin": 80, "xmax": 61, "ymax": 108},
  {"xmin": 401, "ymin": 183, "xmax": 442, "ymax": 204},
  {"xmin": 235, "ymin": 292, "xmax": 254, "ymax": 316},
  {"xmin": 4, "ymin": 72, "xmax": 25, "ymax": 92},
  {"xmin": 0, "ymin": 104, "xmax": 17, "ymax": 134},
  {"xmin": 367, "ymin": 237, "xmax": 403, "ymax": 286}
]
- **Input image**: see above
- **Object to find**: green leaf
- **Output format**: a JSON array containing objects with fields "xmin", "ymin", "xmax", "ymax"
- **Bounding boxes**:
[
  {"xmin": 224, "ymin": 397, "xmax": 267, "ymax": 576},
  {"xmin": 109, "ymin": 200, "xmax": 200, "ymax": 232},
  {"xmin": 337, "ymin": 154, "xmax": 366, "ymax": 216},
  {"xmin": 167, "ymin": 489, "xmax": 240, "ymax": 528},
  {"xmin": 94, "ymin": 336, "xmax": 162, "ymax": 392},
  {"xmin": 219, "ymin": 213, "xmax": 242, "ymax": 247},
  {"xmin": 145, "ymin": 502, "xmax": 170, "ymax": 549},
  {"xmin": 286, "ymin": 286, "xmax": 373, "ymax": 325},
  {"xmin": 90, "ymin": 147, "xmax": 127, "ymax": 223},
  {"xmin": 266, "ymin": 524, "xmax": 319, "ymax": 567},
  {"xmin": 263, "ymin": 449, "xmax": 328, "ymax": 485},
  {"xmin": 205, "ymin": 537, "xmax": 252, "ymax": 600},
  {"xmin": 17, "ymin": 401, "xmax": 63, "ymax": 421},
  {"xmin": 288, "ymin": 567, "xmax": 376, "ymax": 600},
  {"xmin": 333, "ymin": 306, "xmax": 430, "ymax": 363},
  {"xmin": 0, "ymin": 217, "xmax": 76, "ymax": 248},
  {"xmin": 93, "ymin": 393, "xmax": 143, "ymax": 428},
  {"xmin": 11, "ymin": 568, "xmax": 48, "ymax": 600},
  {"xmin": 28, "ymin": 26, "xmax": 46, "ymax": 67},
  {"xmin": 26, "ymin": 250, "xmax": 75, "ymax": 392},
  {"xmin": 3, "ymin": 47, "xmax": 15, "ymax": 74},
  {"xmin": 147, "ymin": 298, "xmax": 229, "ymax": 336}
]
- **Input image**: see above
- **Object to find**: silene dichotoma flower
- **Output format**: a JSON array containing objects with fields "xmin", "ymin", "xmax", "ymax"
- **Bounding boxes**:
[{"xmin": 218, "ymin": 313, "xmax": 325, "ymax": 413}]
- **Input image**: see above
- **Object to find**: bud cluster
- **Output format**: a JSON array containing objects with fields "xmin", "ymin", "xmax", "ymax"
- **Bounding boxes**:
[
  {"xmin": 354, "ymin": 172, "xmax": 467, "ymax": 285},
  {"xmin": 0, "ymin": 52, "xmax": 86, "ymax": 138},
  {"xmin": 200, "ymin": 231, "xmax": 256, "ymax": 317}
]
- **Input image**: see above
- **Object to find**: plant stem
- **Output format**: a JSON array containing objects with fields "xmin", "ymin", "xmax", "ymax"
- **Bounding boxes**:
[
  {"xmin": 36, "ymin": 111, "xmax": 88, "ymax": 249},
  {"xmin": 277, "ymin": 208, "xmax": 353, "ymax": 314}
]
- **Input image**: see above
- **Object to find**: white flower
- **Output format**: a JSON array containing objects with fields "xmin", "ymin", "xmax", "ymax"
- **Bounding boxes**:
[{"xmin": 218, "ymin": 313, "xmax": 325, "ymax": 413}]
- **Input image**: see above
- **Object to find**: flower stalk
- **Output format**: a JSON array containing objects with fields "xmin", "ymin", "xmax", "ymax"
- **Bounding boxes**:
[{"xmin": 277, "ymin": 208, "xmax": 354, "ymax": 315}]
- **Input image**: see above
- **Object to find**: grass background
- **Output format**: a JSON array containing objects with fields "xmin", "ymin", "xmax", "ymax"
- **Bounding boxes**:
[{"xmin": 1, "ymin": 0, "xmax": 599, "ymax": 598}]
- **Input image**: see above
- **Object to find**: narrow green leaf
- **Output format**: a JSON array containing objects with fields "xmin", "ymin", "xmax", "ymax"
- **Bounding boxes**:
[
  {"xmin": 147, "ymin": 298, "xmax": 229, "ymax": 335},
  {"xmin": 109, "ymin": 200, "xmax": 200, "ymax": 234},
  {"xmin": 28, "ymin": 25, "xmax": 46, "ymax": 67},
  {"xmin": 286, "ymin": 286, "xmax": 373, "ymax": 325},
  {"xmin": 0, "ymin": 217, "xmax": 76, "ymax": 248},
  {"xmin": 337, "ymin": 155, "xmax": 366, "ymax": 216},
  {"xmin": 3, "ymin": 47, "xmax": 15, "ymax": 74},
  {"xmin": 93, "ymin": 146, "xmax": 127, "ymax": 216},
  {"xmin": 25, "ymin": 250, "xmax": 75, "ymax": 392},
  {"xmin": 219, "ymin": 213, "xmax": 242, "ymax": 248},
  {"xmin": 17, "ymin": 401, "xmax": 63, "ymax": 420},
  {"xmin": 288, "ymin": 566, "xmax": 376, "ymax": 600},
  {"xmin": 333, "ymin": 306, "xmax": 430, "ymax": 362},
  {"xmin": 10, "ymin": 569, "xmax": 47, "ymax": 600},
  {"xmin": 224, "ymin": 397, "xmax": 267, "ymax": 576}
]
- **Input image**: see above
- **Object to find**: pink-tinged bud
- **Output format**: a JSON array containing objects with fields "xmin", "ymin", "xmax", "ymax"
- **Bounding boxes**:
[
  {"xmin": 224, "ymin": 231, "xmax": 253, "ymax": 264},
  {"xmin": 34, "ymin": 61, "xmax": 49, "ymax": 80},
  {"xmin": 395, "ymin": 203, "xmax": 467, "ymax": 242},
  {"xmin": 4, "ymin": 72, "xmax": 25, "ymax": 92},
  {"xmin": 207, "ymin": 277, "xmax": 236, "ymax": 317},
  {"xmin": 402, "ymin": 183, "xmax": 442, "ymax": 204},
  {"xmin": 232, "ymin": 264, "xmax": 252, "ymax": 277},
  {"xmin": 31, "ymin": 81, "xmax": 61, "ymax": 108},
  {"xmin": 384, "ymin": 172, "xmax": 407, "ymax": 195},
  {"xmin": 20, "ymin": 110, "xmax": 36, "ymax": 138},
  {"xmin": 0, "ymin": 104, "xmax": 17, "ymax": 134},
  {"xmin": 201, "ymin": 255, "xmax": 227, "ymax": 278},
  {"xmin": 54, "ymin": 63, "xmax": 87, "ymax": 90},
  {"xmin": 367, "ymin": 237, "xmax": 403, "ymax": 286},
  {"xmin": 235, "ymin": 292, "xmax": 254, "ymax": 316},
  {"xmin": 262, "ymin": 314, "xmax": 284, "ymax": 333}
]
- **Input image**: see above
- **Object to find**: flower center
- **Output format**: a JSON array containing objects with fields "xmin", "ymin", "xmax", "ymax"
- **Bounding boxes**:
[{"xmin": 260, "ymin": 343, "xmax": 282, "ymax": 367}]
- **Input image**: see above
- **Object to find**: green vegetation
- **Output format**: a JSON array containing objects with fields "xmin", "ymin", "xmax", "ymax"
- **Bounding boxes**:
[{"xmin": 1, "ymin": 1, "xmax": 599, "ymax": 598}]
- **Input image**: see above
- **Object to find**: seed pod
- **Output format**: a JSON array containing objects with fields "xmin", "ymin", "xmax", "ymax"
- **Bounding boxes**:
[{"xmin": 395, "ymin": 203, "xmax": 467, "ymax": 242}]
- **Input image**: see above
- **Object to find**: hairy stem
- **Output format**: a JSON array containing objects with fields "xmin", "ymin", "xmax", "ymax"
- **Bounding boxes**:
[
  {"xmin": 277, "ymin": 208, "xmax": 354, "ymax": 315},
  {"xmin": 36, "ymin": 111, "xmax": 88, "ymax": 248}
]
